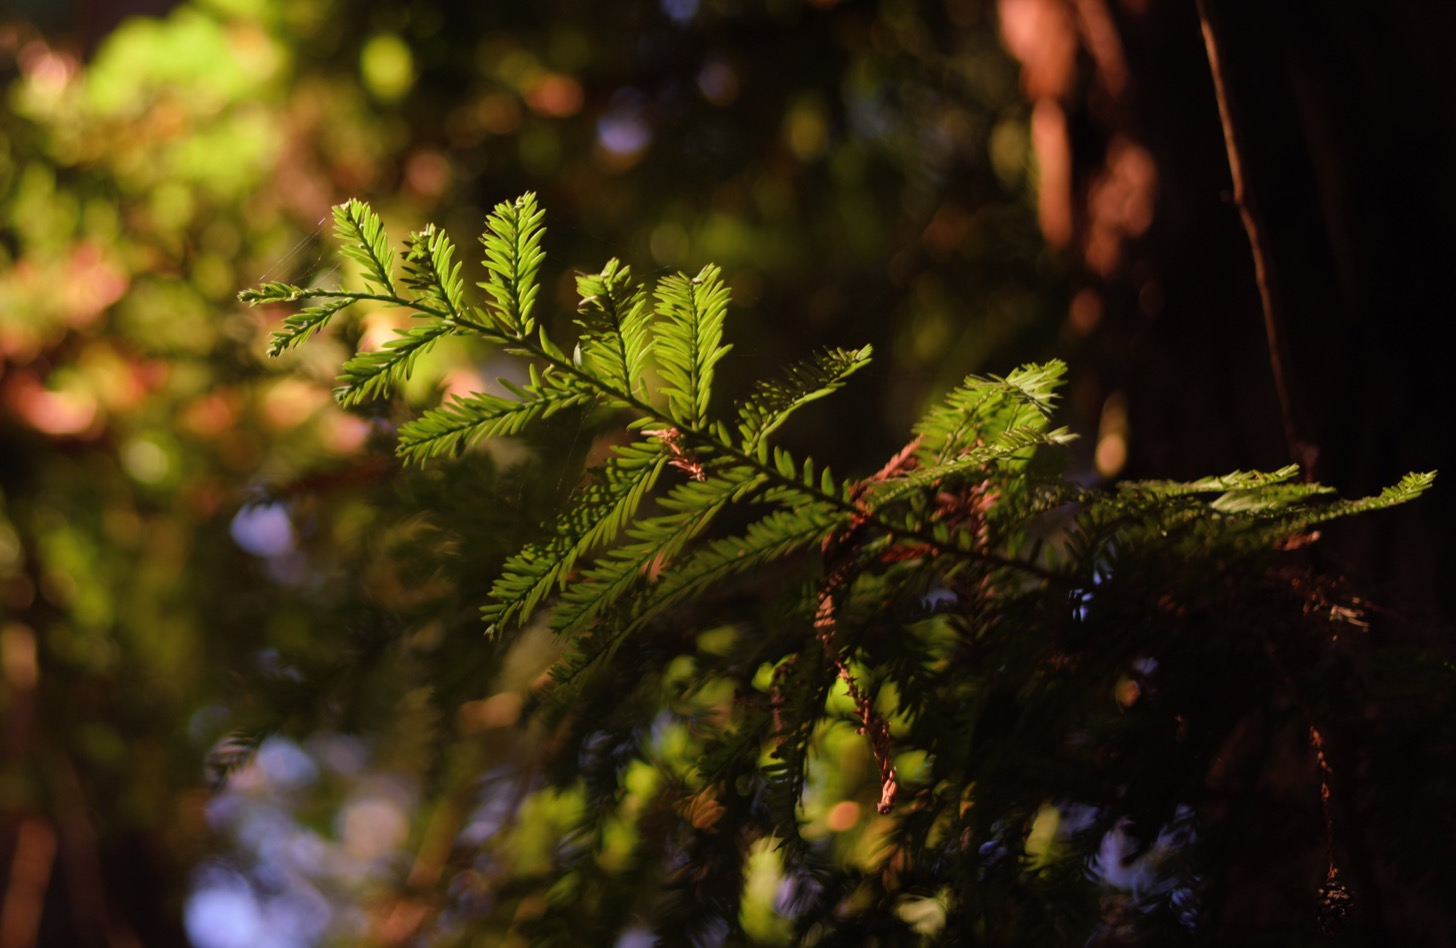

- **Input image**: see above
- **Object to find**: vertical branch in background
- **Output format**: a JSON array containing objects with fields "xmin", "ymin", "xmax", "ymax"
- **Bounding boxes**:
[
  {"xmin": 1195, "ymin": 0, "xmax": 1315, "ymax": 479},
  {"xmin": 1308, "ymin": 726, "xmax": 1355, "ymax": 933},
  {"xmin": 1, "ymin": 818, "xmax": 57, "ymax": 948},
  {"xmin": 814, "ymin": 564, "xmax": 898, "ymax": 815},
  {"xmin": 1, "ymin": 624, "xmax": 49, "ymax": 948}
]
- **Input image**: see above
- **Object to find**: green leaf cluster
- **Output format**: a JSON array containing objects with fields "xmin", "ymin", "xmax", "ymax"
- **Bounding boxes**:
[{"xmin": 243, "ymin": 195, "xmax": 1435, "ymax": 944}]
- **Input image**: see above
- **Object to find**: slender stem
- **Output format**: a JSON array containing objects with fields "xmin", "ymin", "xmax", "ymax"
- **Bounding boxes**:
[
  {"xmin": 284, "ymin": 282, "xmax": 1059, "ymax": 582},
  {"xmin": 815, "ymin": 574, "xmax": 898, "ymax": 814},
  {"xmin": 1195, "ymin": 0, "xmax": 1315, "ymax": 479}
]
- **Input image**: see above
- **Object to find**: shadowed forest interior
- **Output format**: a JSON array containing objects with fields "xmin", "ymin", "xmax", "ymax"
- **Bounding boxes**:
[{"xmin": 2, "ymin": 0, "xmax": 1455, "ymax": 944}]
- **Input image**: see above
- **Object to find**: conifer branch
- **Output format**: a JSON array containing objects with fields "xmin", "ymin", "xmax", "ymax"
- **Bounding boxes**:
[
  {"xmin": 335, "ymin": 323, "xmax": 455, "ymax": 407},
  {"xmin": 576, "ymin": 259, "xmax": 653, "ymax": 399},
  {"xmin": 263, "ymin": 297, "xmax": 353, "ymax": 357},
  {"xmin": 396, "ymin": 369, "xmax": 594, "ymax": 463},
  {"xmin": 736, "ymin": 346, "xmax": 874, "ymax": 452},
  {"xmin": 333, "ymin": 198, "xmax": 397, "ymax": 295},
  {"xmin": 654, "ymin": 265, "xmax": 732, "ymax": 428},
  {"xmin": 478, "ymin": 192, "xmax": 546, "ymax": 338},
  {"xmin": 483, "ymin": 444, "xmax": 669, "ymax": 631},
  {"xmin": 402, "ymin": 224, "xmax": 467, "ymax": 318},
  {"xmin": 239, "ymin": 190, "xmax": 1440, "ymax": 945}
]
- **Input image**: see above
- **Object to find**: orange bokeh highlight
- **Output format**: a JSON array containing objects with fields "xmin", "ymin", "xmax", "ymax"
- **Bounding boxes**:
[
  {"xmin": 524, "ymin": 73, "xmax": 584, "ymax": 118},
  {"xmin": 1084, "ymin": 137, "xmax": 1157, "ymax": 276},
  {"xmin": 998, "ymin": 0, "xmax": 1078, "ymax": 100},
  {"xmin": 2, "ymin": 371, "xmax": 99, "ymax": 437},
  {"xmin": 826, "ymin": 800, "xmax": 861, "ymax": 832},
  {"xmin": 1031, "ymin": 100, "xmax": 1073, "ymax": 248}
]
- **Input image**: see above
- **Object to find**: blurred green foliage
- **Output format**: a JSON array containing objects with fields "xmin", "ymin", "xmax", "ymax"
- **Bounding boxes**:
[{"xmin": 1, "ymin": 0, "xmax": 1057, "ymax": 942}]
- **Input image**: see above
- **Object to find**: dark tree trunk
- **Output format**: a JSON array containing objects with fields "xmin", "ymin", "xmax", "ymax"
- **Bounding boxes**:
[{"xmin": 1114, "ymin": 0, "xmax": 1456, "ymax": 631}]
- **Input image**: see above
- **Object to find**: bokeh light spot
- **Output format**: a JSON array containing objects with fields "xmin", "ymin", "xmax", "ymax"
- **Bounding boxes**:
[
  {"xmin": 185, "ymin": 878, "xmax": 262, "ymax": 948},
  {"xmin": 256, "ymin": 738, "xmax": 319, "ymax": 790},
  {"xmin": 826, "ymin": 800, "xmax": 861, "ymax": 832},
  {"xmin": 525, "ymin": 73, "xmax": 584, "ymax": 118},
  {"xmin": 661, "ymin": 0, "xmax": 700, "ymax": 25},
  {"xmin": 360, "ymin": 33, "xmax": 414, "ymax": 103},
  {"xmin": 597, "ymin": 90, "xmax": 653, "ymax": 164},
  {"xmin": 1095, "ymin": 392, "xmax": 1129, "ymax": 479},
  {"xmin": 230, "ymin": 503, "xmax": 296, "ymax": 558},
  {"xmin": 339, "ymin": 795, "xmax": 409, "ymax": 861},
  {"xmin": 122, "ymin": 437, "xmax": 170, "ymax": 485},
  {"xmin": 785, "ymin": 99, "xmax": 829, "ymax": 161},
  {"xmin": 697, "ymin": 60, "xmax": 739, "ymax": 105},
  {"xmin": 598, "ymin": 112, "xmax": 651, "ymax": 157}
]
